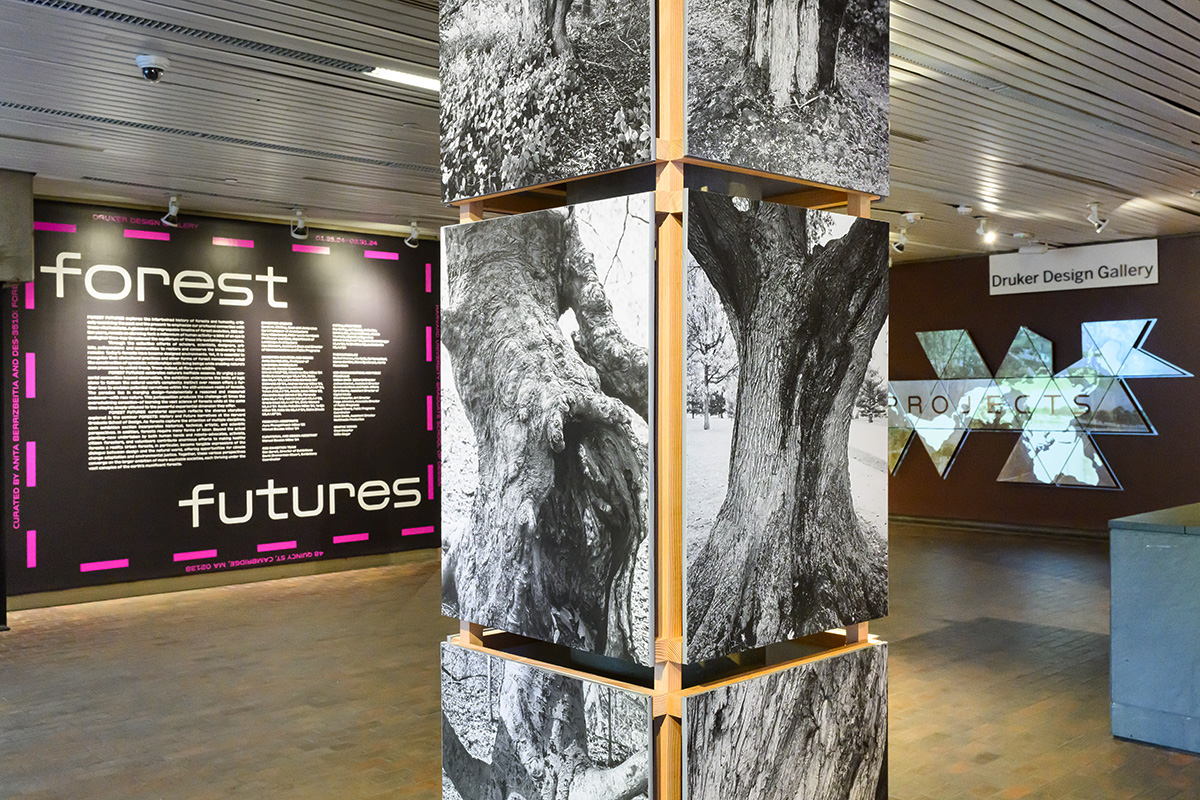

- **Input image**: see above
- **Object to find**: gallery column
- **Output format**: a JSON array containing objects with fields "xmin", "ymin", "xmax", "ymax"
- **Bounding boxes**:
[{"xmin": 438, "ymin": 0, "xmax": 890, "ymax": 795}]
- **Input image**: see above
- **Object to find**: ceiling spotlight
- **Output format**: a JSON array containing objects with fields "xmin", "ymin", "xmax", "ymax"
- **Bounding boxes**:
[
  {"xmin": 975, "ymin": 216, "xmax": 996, "ymax": 244},
  {"xmin": 902, "ymin": 212, "xmax": 923, "ymax": 226},
  {"xmin": 404, "ymin": 220, "xmax": 421, "ymax": 249},
  {"xmin": 290, "ymin": 208, "xmax": 309, "ymax": 240},
  {"xmin": 956, "ymin": 204, "xmax": 973, "ymax": 216},
  {"xmin": 891, "ymin": 227, "xmax": 908, "ymax": 254},
  {"xmin": 1086, "ymin": 202, "xmax": 1109, "ymax": 233},
  {"xmin": 161, "ymin": 195, "xmax": 180, "ymax": 228}
]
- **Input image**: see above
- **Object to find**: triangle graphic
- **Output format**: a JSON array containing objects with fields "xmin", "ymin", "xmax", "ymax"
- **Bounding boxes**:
[
  {"xmin": 888, "ymin": 427, "xmax": 914, "ymax": 474},
  {"xmin": 1118, "ymin": 348, "xmax": 1192, "ymax": 379},
  {"xmin": 1083, "ymin": 319, "xmax": 1152, "ymax": 375},
  {"xmin": 1086, "ymin": 379, "xmax": 1153, "ymax": 435},
  {"xmin": 1078, "ymin": 325, "xmax": 1117, "ymax": 377},
  {"xmin": 916, "ymin": 330, "xmax": 967, "ymax": 379},
  {"xmin": 1066, "ymin": 376, "xmax": 1115, "ymax": 431},
  {"xmin": 1025, "ymin": 378, "xmax": 1089, "ymax": 433},
  {"xmin": 970, "ymin": 380, "xmax": 1017, "ymax": 430},
  {"xmin": 996, "ymin": 327, "xmax": 1053, "ymax": 378},
  {"xmin": 887, "ymin": 386, "xmax": 912, "ymax": 432},
  {"xmin": 997, "ymin": 432, "xmax": 1056, "ymax": 485},
  {"xmin": 1027, "ymin": 328, "xmax": 1054, "ymax": 374},
  {"xmin": 942, "ymin": 332, "xmax": 992, "ymax": 379},
  {"xmin": 1055, "ymin": 434, "xmax": 1120, "ymax": 489},
  {"xmin": 914, "ymin": 425, "xmax": 969, "ymax": 478}
]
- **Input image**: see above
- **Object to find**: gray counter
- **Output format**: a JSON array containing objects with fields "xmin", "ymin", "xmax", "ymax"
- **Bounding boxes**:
[{"xmin": 1111, "ymin": 502, "xmax": 1200, "ymax": 753}]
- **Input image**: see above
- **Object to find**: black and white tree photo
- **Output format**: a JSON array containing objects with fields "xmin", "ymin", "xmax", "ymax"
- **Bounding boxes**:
[
  {"xmin": 441, "ymin": 194, "xmax": 655, "ymax": 667},
  {"xmin": 440, "ymin": 0, "xmax": 654, "ymax": 203},
  {"xmin": 684, "ymin": 191, "xmax": 888, "ymax": 662},
  {"xmin": 684, "ymin": 644, "xmax": 888, "ymax": 799},
  {"xmin": 686, "ymin": 0, "xmax": 889, "ymax": 196},
  {"xmin": 442, "ymin": 643, "xmax": 653, "ymax": 800}
]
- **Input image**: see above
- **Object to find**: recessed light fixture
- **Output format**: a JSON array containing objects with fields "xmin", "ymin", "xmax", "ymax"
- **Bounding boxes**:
[
  {"xmin": 368, "ymin": 68, "xmax": 440, "ymax": 93},
  {"xmin": 976, "ymin": 216, "xmax": 996, "ymax": 244}
]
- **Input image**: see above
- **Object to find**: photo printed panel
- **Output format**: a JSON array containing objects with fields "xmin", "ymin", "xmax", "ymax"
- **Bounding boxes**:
[
  {"xmin": 685, "ymin": 0, "xmax": 889, "ymax": 195},
  {"xmin": 684, "ymin": 643, "xmax": 888, "ymax": 800},
  {"xmin": 441, "ymin": 193, "xmax": 655, "ymax": 666},
  {"xmin": 442, "ymin": 642, "xmax": 654, "ymax": 800},
  {"xmin": 440, "ymin": 0, "xmax": 654, "ymax": 203},
  {"xmin": 684, "ymin": 191, "xmax": 889, "ymax": 662}
]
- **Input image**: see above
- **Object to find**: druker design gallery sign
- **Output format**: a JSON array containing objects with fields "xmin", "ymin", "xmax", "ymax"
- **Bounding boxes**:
[
  {"xmin": 990, "ymin": 239, "xmax": 1158, "ymax": 296},
  {"xmin": 888, "ymin": 320, "xmax": 1190, "ymax": 489}
]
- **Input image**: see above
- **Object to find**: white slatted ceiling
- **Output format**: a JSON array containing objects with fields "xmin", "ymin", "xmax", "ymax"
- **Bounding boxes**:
[
  {"xmin": 886, "ymin": 0, "xmax": 1200, "ymax": 261},
  {"xmin": 0, "ymin": 0, "xmax": 445, "ymax": 234},
  {"xmin": 2, "ymin": 0, "xmax": 1200, "ymax": 249}
]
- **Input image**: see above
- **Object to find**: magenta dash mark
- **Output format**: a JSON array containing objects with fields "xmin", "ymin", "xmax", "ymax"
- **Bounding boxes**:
[
  {"xmin": 257, "ymin": 540, "xmax": 296, "ymax": 553},
  {"xmin": 80, "ymin": 559, "xmax": 129, "ymax": 573},
  {"xmin": 26, "ymin": 531, "xmax": 36, "ymax": 568},
  {"xmin": 293, "ymin": 244, "xmax": 330, "ymax": 255},
  {"xmin": 332, "ymin": 533, "xmax": 370, "ymax": 544},
  {"xmin": 33, "ymin": 221, "xmax": 76, "ymax": 233},
  {"xmin": 402, "ymin": 526, "xmax": 436, "ymax": 536},
  {"xmin": 26, "ymin": 441, "xmax": 36, "ymax": 487},
  {"xmin": 425, "ymin": 263, "xmax": 432, "ymax": 293},
  {"xmin": 124, "ymin": 229, "xmax": 170, "ymax": 241},
  {"xmin": 24, "ymin": 281, "xmax": 34, "ymax": 310},
  {"xmin": 426, "ymin": 396, "xmax": 433, "ymax": 431},
  {"xmin": 426, "ymin": 326, "xmax": 433, "ymax": 362},
  {"xmin": 173, "ymin": 549, "xmax": 218, "ymax": 562},
  {"xmin": 25, "ymin": 352, "xmax": 35, "ymax": 398},
  {"xmin": 364, "ymin": 250, "xmax": 399, "ymax": 261},
  {"xmin": 212, "ymin": 237, "xmax": 254, "ymax": 248},
  {"xmin": 427, "ymin": 464, "xmax": 436, "ymax": 501}
]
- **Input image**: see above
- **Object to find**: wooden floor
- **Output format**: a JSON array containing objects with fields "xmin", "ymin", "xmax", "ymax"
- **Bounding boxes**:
[{"xmin": 2, "ymin": 524, "xmax": 1199, "ymax": 799}]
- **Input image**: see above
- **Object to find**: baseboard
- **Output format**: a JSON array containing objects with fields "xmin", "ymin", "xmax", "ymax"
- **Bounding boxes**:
[
  {"xmin": 7, "ymin": 548, "xmax": 440, "ymax": 611},
  {"xmin": 889, "ymin": 515, "xmax": 1108, "ymax": 541}
]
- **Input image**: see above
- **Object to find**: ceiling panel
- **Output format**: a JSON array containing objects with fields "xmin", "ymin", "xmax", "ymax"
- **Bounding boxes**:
[{"xmin": 1, "ymin": 0, "xmax": 1199, "ymax": 252}]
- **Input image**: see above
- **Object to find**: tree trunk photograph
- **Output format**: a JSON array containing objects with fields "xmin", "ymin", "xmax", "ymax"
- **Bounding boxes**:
[
  {"xmin": 685, "ymin": 643, "xmax": 888, "ymax": 800},
  {"xmin": 684, "ymin": 191, "xmax": 889, "ymax": 662},
  {"xmin": 686, "ymin": 0, "xmax": 889, "ymax": 196},
  {"xmin": 441, "ymin": 194, "xmax": 654, "ymax": 667},
  {"xmin": 442, "ymin": 643, "xmax": 652, "ymax": 800}
]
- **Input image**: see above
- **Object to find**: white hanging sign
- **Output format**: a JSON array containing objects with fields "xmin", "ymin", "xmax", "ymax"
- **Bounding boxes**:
[{"xmin": 989, "ymin": 239, "xmax": 1158, "ymax": 295}]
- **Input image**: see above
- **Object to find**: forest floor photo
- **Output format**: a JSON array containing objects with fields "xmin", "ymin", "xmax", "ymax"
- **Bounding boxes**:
[
  {"xmin": 440, "ymin": 0, "xmax": 653, "ymax": 202},
  {"xmin": 686, "ymin": 0, "xmax": 889, "ymax": 195}
]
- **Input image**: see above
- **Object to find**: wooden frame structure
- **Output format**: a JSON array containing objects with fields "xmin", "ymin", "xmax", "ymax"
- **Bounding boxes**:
[{"xmin": 444, "ymin": 0, "xmax": 885, "ymax": 795}]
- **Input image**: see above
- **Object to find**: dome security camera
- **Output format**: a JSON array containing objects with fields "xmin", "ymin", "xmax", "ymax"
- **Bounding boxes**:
[{"xmin": 136, "ymin": 55, "xmax": 170, "ymax": 83}]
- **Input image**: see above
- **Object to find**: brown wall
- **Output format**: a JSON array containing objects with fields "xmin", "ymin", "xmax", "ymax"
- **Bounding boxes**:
[{"xmin": 889, "ymin": 236, "xmax": 1200, "ymax": 532}]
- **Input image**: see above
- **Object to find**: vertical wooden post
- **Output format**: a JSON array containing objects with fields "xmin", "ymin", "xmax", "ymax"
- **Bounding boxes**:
[
  {"xmin": 654, "ymin": 0, "xmax": 686, "ymax": 795},
  {"xmin": 458, "ymin": 201, "xmax": 484, "ymax": 223},
  {"xmin": 846, "ymin": 192, "xmax": 872, "ymax": 219},
  {"xmin": 845, "ymin": 622, "xmax": 869, "ymax": 645},
  {"xmin": 459, "ymin": 621, "xmax": 485, "ymax": 646}
]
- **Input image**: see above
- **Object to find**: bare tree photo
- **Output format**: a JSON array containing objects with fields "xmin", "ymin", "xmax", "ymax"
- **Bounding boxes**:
[
  {"xmin": 441, "ymin": 0, "xmax": 654, "ymax": 203},
  {"xmin": 441, "ymin": 194, "xmax": 655, "ymax": 667},
  {"xmin": 686, "ymin": 251, "xmax": 738, "ymax": 431},
  {"xmin": 442, "ymin": 643, "xmax": 652, "ymax": 800},
  {"xmin": 684, "ymin": 191, "xmax": 888, "ymax": 663},
  {"xmin": 684, "ymin": 644, "xmax": 887, "ymax": 799},
  {"xmin": 686, "ymin": 0, "xmax": 889, "ymax": 196}
]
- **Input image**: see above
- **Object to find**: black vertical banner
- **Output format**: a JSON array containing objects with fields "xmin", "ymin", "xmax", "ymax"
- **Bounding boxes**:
[{"xmin": 4, "ymin": 201, "xmax": 439, "ymax": 594}]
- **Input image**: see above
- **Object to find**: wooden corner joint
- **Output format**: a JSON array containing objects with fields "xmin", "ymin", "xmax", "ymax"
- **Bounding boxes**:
[
  {"xmin": 652, "ymin": 692, "xmax": 683, "ymax": 719},
  {"xmin": 459, "ymin": 620, "xmax": 486, "ymax": 646},
  {"xmin": 844, "ymin": 621, "xmax": 869, "ymax": 645},
  {"xmin": 655, "ymin": 636, "xmax": 684, "ymax": 664},
  {"xmin": 655, "ymin": 137, "xmax": 685, "ymax": 162}
]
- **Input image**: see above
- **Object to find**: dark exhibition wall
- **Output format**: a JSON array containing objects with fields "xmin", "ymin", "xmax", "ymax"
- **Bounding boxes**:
[
  {"xmin": 5, "ymin": 201, "xmax": 439, "ymax": 595},
  {"xmin": 889, "ymin": 236, "xmax": 1200, "ymax": 533}
]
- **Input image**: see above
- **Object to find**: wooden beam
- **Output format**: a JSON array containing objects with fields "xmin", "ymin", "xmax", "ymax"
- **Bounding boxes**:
[{"xmin": 766, "ymin": 187, "xmax": 847, "ymax": 209}]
